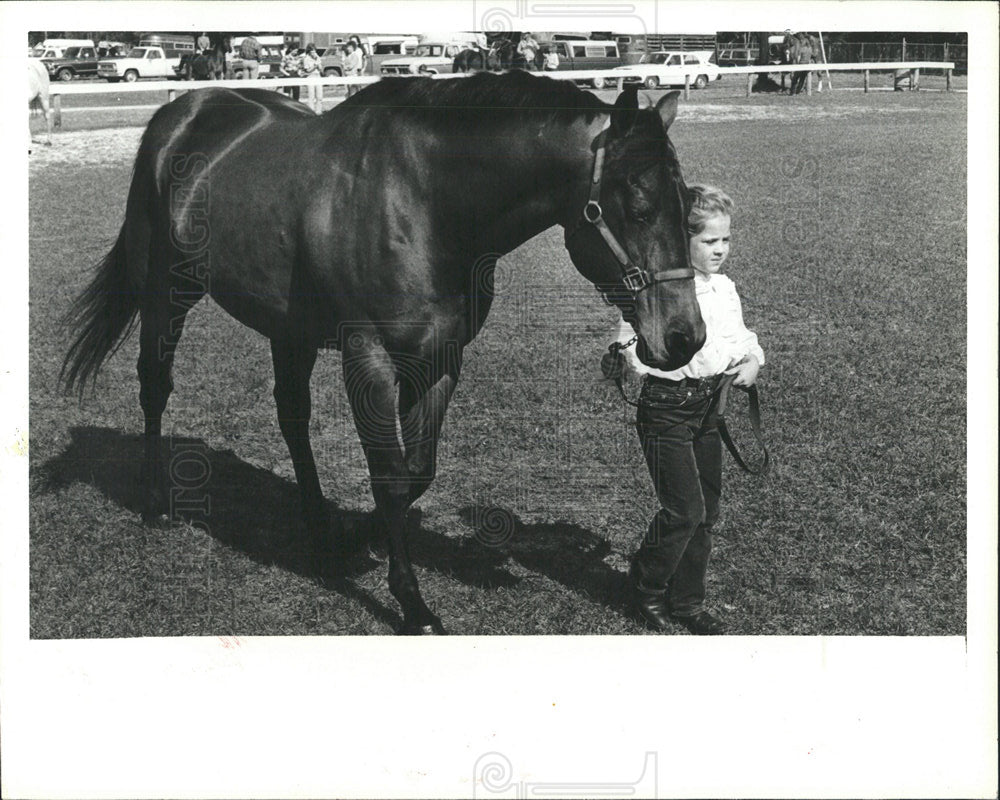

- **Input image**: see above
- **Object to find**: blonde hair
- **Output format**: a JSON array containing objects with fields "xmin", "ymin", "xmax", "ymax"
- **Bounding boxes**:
[{"xmin": 687, "ymin": 184, "xmax": 734, "ymax": 235}]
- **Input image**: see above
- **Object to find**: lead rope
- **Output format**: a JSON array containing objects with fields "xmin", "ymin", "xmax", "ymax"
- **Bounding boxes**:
[{"xmin": 604, "ymin": 339, "xmax": 770, "ymax": 475}]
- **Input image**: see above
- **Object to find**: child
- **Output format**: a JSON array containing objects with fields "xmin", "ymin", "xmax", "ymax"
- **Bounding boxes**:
[{"xmin": 615, "ymin": 184, "xmax": 764, "ymax": 635}]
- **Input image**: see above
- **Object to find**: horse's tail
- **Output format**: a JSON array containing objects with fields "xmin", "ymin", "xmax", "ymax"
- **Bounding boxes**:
[{"xmin": 60, "ymin": 226, "xmax": 139, "ymax": 395}]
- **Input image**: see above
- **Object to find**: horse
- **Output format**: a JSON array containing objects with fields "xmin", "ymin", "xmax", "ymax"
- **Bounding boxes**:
[
  {"xmin": 207, "ymin": 37, "xmax": 229, "ymax": 81},
  {"xmin": 783, "ymin": 32, "xmax": 826, "ymax": 95},
  {"xmin": 452, "ymin": 45, "xmax": 500, "ymax": 73},
  {"xmin": 28, "ymin": 58, "xmax": 53, "ymax": 150},
  {"xmin": 61, "ymin": 72, "xmax": 705, "ymax": 635}
]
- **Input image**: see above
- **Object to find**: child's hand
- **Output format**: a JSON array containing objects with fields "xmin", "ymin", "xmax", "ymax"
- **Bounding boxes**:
[{"xmin": 725, "ymin": 355, "xmax": 759, "ymax": 387}]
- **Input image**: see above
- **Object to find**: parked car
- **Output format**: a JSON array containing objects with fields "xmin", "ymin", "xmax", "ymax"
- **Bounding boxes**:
[
  {"xmin": 536, "ymin": 39, "xmax": 623, "ymax": 88},
  {"xmin": 380, "ymin": 34, "xmax": 476, "ymax": 75},
  {"xmin": 614, "ymin": 50, "xmax": 720, "ymax": 89},
  {"xmin": 315, "ymin": 47, "xmax": 346, "ymax": 77},
  {"xmin": 41, "ymin": 44, "xmax": 100, "ymax": 81},
  {"xmin": 98, "ymin": 45, "xmax": 183, "ymax": 82}
]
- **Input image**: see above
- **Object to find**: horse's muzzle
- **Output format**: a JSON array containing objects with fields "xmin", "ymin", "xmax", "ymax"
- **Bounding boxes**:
[{"xmin": 637, "ymin": 326, "xmax": 705, "ymax": 371}]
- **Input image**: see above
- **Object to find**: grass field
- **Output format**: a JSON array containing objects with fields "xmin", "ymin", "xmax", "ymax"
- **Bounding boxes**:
[{"xmin": 28, "ymin": 85, "xmax": 967, "ymax": 636}]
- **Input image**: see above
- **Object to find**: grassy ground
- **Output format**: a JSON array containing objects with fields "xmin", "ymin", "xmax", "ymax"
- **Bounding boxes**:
[{"xmin": 29, "ymin": 86, "xmax": 966, "ymax": 636}]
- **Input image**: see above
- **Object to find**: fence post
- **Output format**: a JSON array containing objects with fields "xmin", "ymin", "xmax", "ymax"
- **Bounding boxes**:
[
  {"xmin": 863, "ymin": 69, "xmax": 870, "ymax": 93},
  {"xmin": 746, "ymin": 72, "xmax": 752, "ymax": 98},
  {"xmin": 683, "ymin": 73, "xmax": 690, "ymax": 100},
  {"xmin": 168, "ymin": 89, "xmax": 177, "ymax": 103},
  {"xmin": 806, "ymin": 70, "xmax": 812, "ymax": 95},
  {"xmin": 859, "ymin": 42, "xmax": 865, "ymax": 62},
  {"xmin": 911, "ymin": 68, "xmax": 919, "ymax": 91},
  {"xmin": 945, "ymin": 68, "xmax": 952, "ymax": 91},
  {"xmin": 52, "ymin": 93, "xmax": 62, "ymax": 128}
]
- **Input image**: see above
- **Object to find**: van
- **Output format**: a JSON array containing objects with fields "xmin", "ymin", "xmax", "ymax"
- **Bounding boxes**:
[
  {"xmin": 537, "ymin": 39, "xmax": 622, "ymax": 88},
  {"xmin": 137, "ymin": 33, "xmax": 196, "ymax": 59},
  {"xmin": 31, "ymin": 38, "xmax": 94, "ymax": 58}
]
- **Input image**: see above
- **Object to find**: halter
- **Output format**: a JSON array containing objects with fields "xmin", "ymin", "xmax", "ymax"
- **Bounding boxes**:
[{"xmin": 573, "ymin": 118, "xmax": 695, "ymax": 296}]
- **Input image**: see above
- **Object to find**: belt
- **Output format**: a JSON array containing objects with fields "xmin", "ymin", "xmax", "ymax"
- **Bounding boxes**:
[{"xmin": 645, "ymin": 374, "xmax": 722, "ymax": 391}]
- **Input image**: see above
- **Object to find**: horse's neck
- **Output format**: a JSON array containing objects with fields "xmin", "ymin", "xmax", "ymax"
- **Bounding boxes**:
[{"xmin": 453, "ymin": 114, "xmax": 606, "ymax": 255}]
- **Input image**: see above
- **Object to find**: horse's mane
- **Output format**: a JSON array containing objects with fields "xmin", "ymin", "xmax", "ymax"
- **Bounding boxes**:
[{"xmin": 342, "ymin": 71, "xmax": 608, "ymax": 132}]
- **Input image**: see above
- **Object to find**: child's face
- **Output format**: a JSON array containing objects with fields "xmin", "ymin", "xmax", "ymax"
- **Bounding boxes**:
[{"xmin": 688, "ymin": 214, "xmax": 731, "ymax": 276}]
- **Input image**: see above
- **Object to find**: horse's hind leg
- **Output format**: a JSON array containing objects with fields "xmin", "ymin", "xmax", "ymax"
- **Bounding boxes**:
[
  {"xmin": 136, "ymin": 254, "xmax": 205, "ymax": 523},
  {"xmin": 342, "ymin": 332, "xmax": 444, "ymax": 634},
  {"xmin": 270, "ymin": 339, "xmax": 329, "ymax": 557}
]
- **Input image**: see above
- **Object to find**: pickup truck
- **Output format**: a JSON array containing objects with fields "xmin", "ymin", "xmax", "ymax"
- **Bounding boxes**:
[
  {"xmin": 98, "ymin": 46, "xmax": 180, "ymax": 83},
  {"xmin": 41, "ymin": 44, "xmax": 99, "ymax": 81}
]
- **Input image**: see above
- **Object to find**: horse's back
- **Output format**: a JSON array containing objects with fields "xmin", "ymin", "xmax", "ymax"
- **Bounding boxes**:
[{"xmin": 138, "ymin": 88, "xmax": 314, "ymax": 186}]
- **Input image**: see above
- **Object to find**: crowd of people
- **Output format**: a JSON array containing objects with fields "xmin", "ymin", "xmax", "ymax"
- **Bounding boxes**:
[{"xmin": 185, "ymin": 32, "xmax": 371, "ymax": 102}]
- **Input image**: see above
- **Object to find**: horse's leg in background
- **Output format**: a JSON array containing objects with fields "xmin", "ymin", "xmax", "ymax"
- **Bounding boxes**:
[
  {"xmin": 342, "ymin": 333, "xmax": 444, "ymax": 634},
  {"xmin": 270, "ymin": 339, "xmax": 329, "ymax": 555},
  {"xmin": 40, "ymin": 93, "xmax": 52, "ymax": 145}
]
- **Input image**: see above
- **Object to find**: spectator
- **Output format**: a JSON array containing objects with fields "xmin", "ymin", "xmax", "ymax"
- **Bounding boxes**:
[
  {"xmin": 518, "ymin": 32, "xmax": 539, "ymax": 69},
  {"xmin": 300, "ymin": 43, "xmax": 323, "ymax": 110},
  {"xmin": 342, "ymin": 41, "xmax": 364, "ymax": 96},
  {"xmin": 348, "ymin": 34, "xmax": 370, "ymax": 75},
  {"xmin": 543, "ymin": 45, "xmax": 559, "ymax": 71},
  {"xmin": 239, "ymin": 34, "xmax": 261, "ymax": 80},
  {"xmin": 280, "ymin": 43, "xmax": 302, "ymax": 100}
]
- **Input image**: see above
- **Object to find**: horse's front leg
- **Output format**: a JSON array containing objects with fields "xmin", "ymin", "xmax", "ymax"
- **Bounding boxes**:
[
  {"xmin": 398, "ymin": 347, "xmax": 462, "ymax": 507},
  {"xmin": 342, "ymin": 331, "xmax": 444, "ymax": 635}
]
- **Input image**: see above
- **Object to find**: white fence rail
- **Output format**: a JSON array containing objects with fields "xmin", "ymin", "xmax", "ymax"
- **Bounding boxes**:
[{"xmin": 45, "ymin": 60, "xmax": 957, "ymax": 126}]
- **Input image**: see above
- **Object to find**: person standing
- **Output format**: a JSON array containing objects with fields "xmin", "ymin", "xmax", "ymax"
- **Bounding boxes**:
[
  {"xmin": 517, "ymin": 32, "xmax": 539, "ymax": 70},
  {"xmin": 299, "ymin": 43, "xmax": 323, "ymax": 111},
  {"xmin": 543, "ymin": 45, "xmax": 560, "ymax": 71},
  {"xmin": 348, "ymin": 34, "xmax": 370, "ymax": 75},
  {"xmin": 342, "ymin": 40, "xmax": 364, "ymax": 97},
  {"xmin": 280, "ymin": 43, "xmax": 302, "ymax": 101},
  {"xmin": 614, "ymin": 185, "xmax": 764, "ymax": 635},
  {"xmin": 239, "ymin": 34, "xmax": 260, "ymax": 80}
]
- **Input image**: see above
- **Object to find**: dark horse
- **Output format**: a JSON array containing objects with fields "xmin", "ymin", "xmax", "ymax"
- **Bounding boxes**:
[
  {"xmin": 207, "ymin": 37, "xmax": 229, "ymax": 81},
  {"xmin": 62, "ymin": 72, "xmax": 704, "ymax": 634},
  {"xmin": 452, "ymin": 46, "xmax": 500, "ymax": 72}
]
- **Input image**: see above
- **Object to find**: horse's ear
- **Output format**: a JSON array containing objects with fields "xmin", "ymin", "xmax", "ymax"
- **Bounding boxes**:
[
  {"xmin": 610, "ymin": 86, "xmax": 640, "ymax": 137},
  {"xmin": 655, "ymin": 91, "xmax": 681, "ymax": 130}
]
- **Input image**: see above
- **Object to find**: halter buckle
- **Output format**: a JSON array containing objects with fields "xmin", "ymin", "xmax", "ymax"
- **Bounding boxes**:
[
  {"xmin": 621, "ymin": 266, "xmax": 648, "ymax": 294},
  {"xmin": 583, "ymin": 200, "xmax": 603, "ymax": 224}
]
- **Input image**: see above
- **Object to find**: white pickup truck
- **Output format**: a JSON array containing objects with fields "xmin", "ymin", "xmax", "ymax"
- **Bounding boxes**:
[{"xmin": 97, "ymin": 45, "xmax": 180, "ymax": 82}]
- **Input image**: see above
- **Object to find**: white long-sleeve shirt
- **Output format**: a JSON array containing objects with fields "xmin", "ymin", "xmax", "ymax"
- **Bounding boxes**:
[{"xmin": 615, "ymin": 272, "xmax": 765, "ymax": 380}]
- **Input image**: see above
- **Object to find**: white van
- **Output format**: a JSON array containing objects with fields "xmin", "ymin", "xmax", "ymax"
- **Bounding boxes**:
[{"xmin": 31, "ymin": 38, "xmax": 94, "ymax": 58}]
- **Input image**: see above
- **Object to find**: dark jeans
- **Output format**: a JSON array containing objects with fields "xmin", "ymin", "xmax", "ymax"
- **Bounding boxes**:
[{"xmin": 632, "ymin": 376, "xmax": 723, "ymax": 616}]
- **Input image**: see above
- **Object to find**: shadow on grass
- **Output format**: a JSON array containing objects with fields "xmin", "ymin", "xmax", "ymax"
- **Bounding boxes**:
[{"xmin": 38, "ymin": 427, "xmax": 631, "ymax": 631}]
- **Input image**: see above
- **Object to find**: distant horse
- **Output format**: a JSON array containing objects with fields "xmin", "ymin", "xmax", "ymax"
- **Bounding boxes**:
[
  {"xmin": 28, "ymin": 58, "xmax": 52, "ymax": 150},
  {"xmin": 783, "ymin": 32, "xmax": 826, "ymax": 95},
  {"xmin": 208, "ymin": 37, "xmax": 229, "ymax": 81},
  {"xmin": 452, "ymin": 45, "xmax": 500, "ymax": 72},
  {"xmin": 62, "ymin": 73, "xmax": 704, "ymax": 634}
]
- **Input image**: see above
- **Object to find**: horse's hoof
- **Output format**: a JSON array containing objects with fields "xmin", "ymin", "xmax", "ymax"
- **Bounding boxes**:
[{"xmin": 399, "ymin": 617, "xmax": 447, "ymax": 635}]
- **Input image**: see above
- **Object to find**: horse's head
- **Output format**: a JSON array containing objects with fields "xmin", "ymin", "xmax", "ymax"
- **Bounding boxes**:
[{"xmin": 564, "ymin": 89, "xmax": 705, "ymax": 370}]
